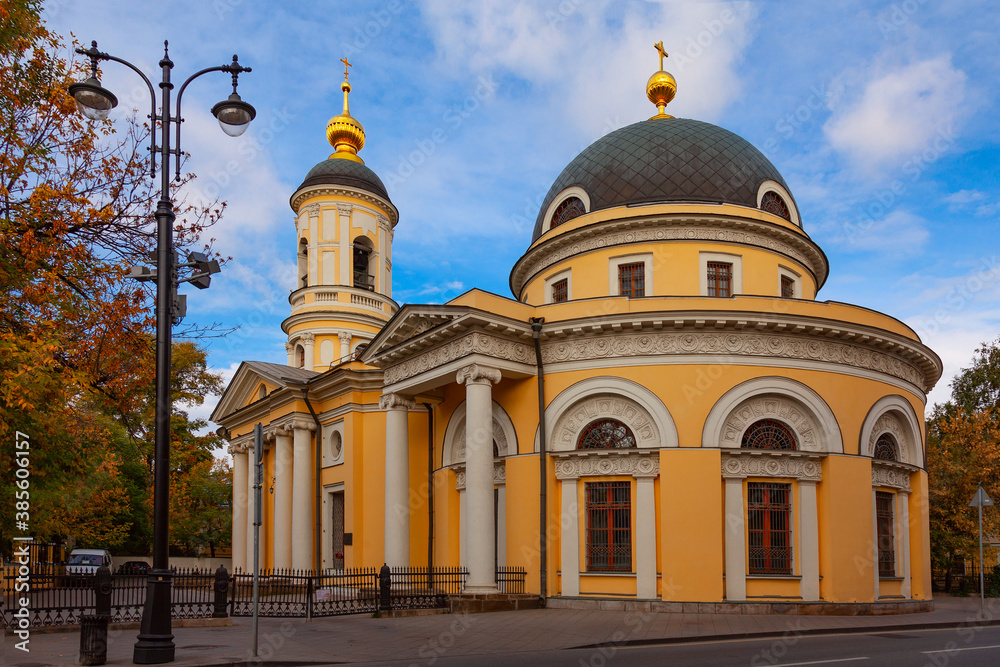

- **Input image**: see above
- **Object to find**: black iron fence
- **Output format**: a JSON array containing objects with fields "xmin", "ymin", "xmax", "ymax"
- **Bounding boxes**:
[
  {"xmin": 932, "ymin": 564, "xmax": 1000, "ymax": 596},
  {"xmin": 2, "ymin": 564, "xmax": 528, "ymax": 627}
]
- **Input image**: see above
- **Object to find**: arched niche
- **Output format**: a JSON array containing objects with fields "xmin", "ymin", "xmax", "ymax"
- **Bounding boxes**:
[
  {"xmin": 442, "ymin": 400, "xmax": 517, "ymax": 467},
  {"xmin": 859, "ymin": 395, "xmax": 923, "ymax": 467},
  {"xmin": 535, "ymin": 376, "xmax": 678, "ymax": 452},
  {"xmin": 703, "ymin": 377, "xmax": 843, "ymax": 454}
]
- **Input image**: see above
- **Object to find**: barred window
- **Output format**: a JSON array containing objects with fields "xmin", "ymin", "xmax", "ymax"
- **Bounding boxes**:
[
  {"xmin": 876, "ymin": 491, "xmax": 896, "ymax": 577},
  {"xmin": 551, "ymin": 197, "xmax": 586, "ymax": 229},
  {"xmin": 748, "ymin": 482, "xmax": 792, "ymax": 575},
  {"xmin": 552, "ymin": 278, "xmax": 568, "ymax": 303},
  {"xmin": 761, "ymin": 191, "xmax": 791, "ymax": 221},
  {"xmin": 577, "ymin": 419, "xmax": 636, "ymax": 450},
  {"xmin": 781, "ymin": 275, "xmax": 795, "ymax": 298},
  {"xmin": 873, "ymin": 433, "xmax": 898, "ymax": 461},
  {"xmin": 585, "ymin": 481, "xmax": 631, "ymax": 572},
  {"xmin": 741, "ymin": 419, "xmax": 797, "ymax": 451},
  {"xmin": 618, "ymin": 262, "xmax": 645, "ymax": 298},
  {"xmin": 707, "ymin": 262, "xmax": 732, "ymax": 297}
]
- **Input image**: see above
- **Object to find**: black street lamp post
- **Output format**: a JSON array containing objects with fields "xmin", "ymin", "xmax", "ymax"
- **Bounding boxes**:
[{"xmin": 69, "ymin": 40, "xmax": 254, "ymax": 665}]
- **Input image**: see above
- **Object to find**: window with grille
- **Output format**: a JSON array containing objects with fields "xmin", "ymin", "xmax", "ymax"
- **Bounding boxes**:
[
  {"xmin": 296, "ymin": 345, "xmax": 305, "ymax": 369},
  {"xmin": 873, "ymin": 433, "xmax": 898, "ymax": 461},
  {"xmin": 618, "ymin": 262, "xmax": 645, "ymax": 298},
  {"xmin": 741, "ymin": 419, "xmax": 797, "ymax": 451},
  {"xmin": 747, "ymin": 482, "xmax": 792, "ymax": 575},
  {"xmin": 585, "ymin": 481, "xmax": 632, "ymax": 572},
  {"xmin": 551, "ymin": 197, "xmax": 586, "ymax": 229},
  {"xmin": 876, "ymin": 491, "xmax": 896, "ymax": 577},
  {"xmin": 781, "ymin": 275, "xmax": 795, "ymax": 298},
  {"xmin": 552, "ymin": 278, "xmax": 568, "ymax": 303},
  {"xmin": 577, "ymin": 419, "xmax": 637, "ymax": 450},
  {"xmin": 761, "ymin": 191, "xmax": 791, "ymax": 221},
  {"xmin": 707, "ymin": 262, "xmax": 732, "ymax": 297}
]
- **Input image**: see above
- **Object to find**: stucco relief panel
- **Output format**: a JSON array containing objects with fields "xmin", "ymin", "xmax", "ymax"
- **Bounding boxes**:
[
  {"xmin": 868, "ymin": 412, "xmax": 910, "ymax": 464},
  {"xmin": 722, "ymin": 396, "xmax": 819, "ymax": 450},
  {"xmin": 383, "ymin": 332, "xmax": 533, "ymax": 385},
  {"xmin": 552, "ymin": 395, "xmax": 659, "ymax": 450}
]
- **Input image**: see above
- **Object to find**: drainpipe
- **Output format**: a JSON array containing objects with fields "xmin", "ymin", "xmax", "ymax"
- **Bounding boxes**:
[
  {"xmin": 301, "ymin": 388, "xmax": 323, "ymax": 572},
  {"xmin": 422, "ymin": 403, "xmax": 434, "ymax": 586},
  {"xmin": 530, "ymin": 317, "xmax": 547, "ymax": 605}
]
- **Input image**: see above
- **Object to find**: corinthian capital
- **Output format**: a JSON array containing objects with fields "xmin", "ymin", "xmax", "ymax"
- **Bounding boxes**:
[
  {"xmin": 338, "ymin": 331, "xmax": 353, "ymax": 344},
  {"xmin": 300, "ymin": 333, "xmax": 315, "ymax": 344},
  {"xmin": 289, "ymin": 418, "xmax": 318, "ymax": 432},
  {"xmin": 456, "ymin": 364, "xmax": 501, "ymax": 387},
  {"xmin": 379, "ymin": 393, "xmax": 416, "ymax": 411},
  {"xmin": 303, "ymin": 203, "xmax": 321, "ymax": 218}
]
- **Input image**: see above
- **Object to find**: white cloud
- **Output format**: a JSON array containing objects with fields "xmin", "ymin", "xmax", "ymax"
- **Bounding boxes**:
[
  {"xmin": 827, "ymin": 209, "xmax": 929, "ymax": 255},
  {"xmin": 945, "ymin": 189, "xmax": 986, "ymax": 205},
  {"xmin": 824, "ymin": 55, "xmax": 966, "ymax": 170}
]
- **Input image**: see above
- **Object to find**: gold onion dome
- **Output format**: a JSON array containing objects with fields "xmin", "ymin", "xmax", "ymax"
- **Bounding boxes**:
[
  {"xmin": 646, "ymin": 41, "xmax": 676, "ymax": 119},
  {"xmin": 326, "ymin": 58, "xmax": 365, "ymax": 163}
]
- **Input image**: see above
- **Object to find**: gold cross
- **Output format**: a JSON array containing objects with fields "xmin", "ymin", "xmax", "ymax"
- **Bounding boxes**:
[
  {"xmin": 654, "ymin": 41, "xmax": 668, "ymax": 71},
  {"xmin": 341, "ymin": 56, "xmax": 352, "ymax": 81}
]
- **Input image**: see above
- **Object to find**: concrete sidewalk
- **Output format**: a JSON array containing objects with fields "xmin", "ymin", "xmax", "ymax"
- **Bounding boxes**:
[{"xmin": 4, "ymin": 596, "xmax": 999, "ymax": 666}]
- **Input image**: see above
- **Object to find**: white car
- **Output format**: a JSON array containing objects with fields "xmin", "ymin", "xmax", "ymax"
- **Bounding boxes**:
[{"xmin": 65, "ymin": 548, "xmax": 112, "ymax": 577}]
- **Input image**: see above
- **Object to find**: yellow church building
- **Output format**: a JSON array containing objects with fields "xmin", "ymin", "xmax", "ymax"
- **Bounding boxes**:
[{"xmin": 211, "ymin": 49, "xmax": 942, "ymax": 612}]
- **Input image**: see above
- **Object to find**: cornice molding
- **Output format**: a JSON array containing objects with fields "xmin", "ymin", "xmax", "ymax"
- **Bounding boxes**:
[
  {"xmin": 290, "ymin": 184, "xmax": 398, "ymax": 226},
  {"xmin": 383, "ymin": 331, "xmax": 533, "ymax": 385},
  {"xmin": 720, "ymin": 451, "xmax": 823, "ymax": 481},
  {"xmin": 510, "ymin": 214, "xmax": 828, "ymax": 297},
  {"xmin": 552, "ymin": 450, "xmax": 660, "ymax": 480}
]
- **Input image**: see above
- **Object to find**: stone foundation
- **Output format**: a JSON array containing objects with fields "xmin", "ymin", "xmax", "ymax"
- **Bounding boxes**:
[
  {"xmin": 448, "ymin": 593, "xmax": 544, "ymax": 614},
  {"xmin": 545, "ymin": 597, "xmax": 934, "ymax": 615}
]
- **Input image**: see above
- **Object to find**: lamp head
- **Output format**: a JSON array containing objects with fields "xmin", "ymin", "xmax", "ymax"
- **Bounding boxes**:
[
  {"xmin": 68, "ymin": 76, "xmax": 118, "ymax": 121},
  {"xmin": 212, "ymin": 92, "xmax": 256, "ymax": 137}
]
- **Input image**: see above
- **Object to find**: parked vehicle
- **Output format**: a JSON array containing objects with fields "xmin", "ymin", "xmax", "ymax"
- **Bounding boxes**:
[
  {"xmin": 65, "ymin": 549, "xmax": 112, "ymax": 579},
  {"xmin": 117, "ymin": 560, "xmax": 151, "ymax": 575}
]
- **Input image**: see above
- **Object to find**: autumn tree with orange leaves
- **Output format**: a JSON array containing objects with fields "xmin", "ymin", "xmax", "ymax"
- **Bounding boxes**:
[
  {"xmin": 0, "ymin": 0, "xmax": 227, "ymax": 554},
  {"xmin": 928, "ymin": 338, "xmax": 1000, "ymax": 587}
]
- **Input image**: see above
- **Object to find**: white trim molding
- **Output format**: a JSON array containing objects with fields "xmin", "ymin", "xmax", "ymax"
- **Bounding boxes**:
[
  {"xmin": 757, "ymin": 180, "xmax": 800, "ymax": 227},
  {"xmin": 703, "ymin": 377, "xmax": 843, "ymax": 453},
  {"xmin": 699, "ymin": 251, "xmax": 743, "ymax": 297},
  {"xmin": 443, "ymin": 400, "xmax": 518, "ymax": 467},
  {"xmin": 778, "ymin": 265, "xmax": 802, "ymax": 299},
  {"xmin": 859, "ymin": 395, "xmax": 923, "ymax": 467},
  {"xmin": 720, "ymin": 450, "xmax": 823, "ymax": 481},
  {"xmin": 537, "ymin": 376, "xmax": 679, "ymax": 451},
  {"xmin": 543, "ymin": 268, "xmax": 573, "ymax": 304},
  {"xmin": 323, "ymin": 420, "xmax": 345, "ymax": 467},
  {"xmin": 609, "ymin": 252, "xmax": 654, "ymax": 297},
  {"xmin": 540, "ymin": 186, "xmax": 591, "ymax": 236},
  {"xmin": 553, "ymin": 450, "xmax": 660, "ymax": 479}
]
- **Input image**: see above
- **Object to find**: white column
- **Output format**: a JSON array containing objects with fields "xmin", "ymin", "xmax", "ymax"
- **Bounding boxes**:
[
  {"xmin": 560, "ymin": 478, "xmax": 580, "ymax": 597},
  {"xmin": 458, "ymin": 485, "xmax": 467, "ymax": 567},
  {"xmin": 291, "ymin": 419, "xmax": 316, "ymax": 570},
  {"xmin": 635, "ymin": 476, "xmax": 657, "ymax": 599},
  {"xmin": 381, "ymin": 393, "xmax": 415, "ymax": 567},
  {"xmin": 799, "ymin": 480, "xmax": 820, "ymax": 601},
  {"xmin": 457, "ymin": 364, "xmax": 502, "ymax": 593},
  {"xmin": 496, "ymin": 481, "xmax": 507, "ymax": 569},
  {"xmin": 231, "ymin": 444, "xmax": 248, "ymax": 572},
  {"xmin": 285, "ymin": 342, "xmax": 295, "ymax": 367},
  {"xmin": 273, "ymin": 426, "xmax": 293, "ymax": 570},
  {"xmin": 246, "ymin": 442, "xmax": 257, "ymax": 570},
  {"xmin": 301, "ymin": 333, "xmax": 315, "ymax": 372},
  {"xmin": 900, "ymin": 490, "xmax": 911, "ymax": 599},
  {"xmin": 338, "ymin": 204, "xmax": 351, "ymax": 285},
  {"xmin": 338, "ymin": 332, "xmax": 352, "ymax": 363},
  {"xmin": 872, "ymin": 488, "xmax": 880, "ymax": 601},
  {"xmin": 724, "ymin": 477, "xmax": 746, "ymax": 602}
]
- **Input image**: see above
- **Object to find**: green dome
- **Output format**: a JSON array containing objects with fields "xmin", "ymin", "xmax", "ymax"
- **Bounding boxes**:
[{"xmin": 296, "ymin": 158, "xmax": 390, "ymax": 202}]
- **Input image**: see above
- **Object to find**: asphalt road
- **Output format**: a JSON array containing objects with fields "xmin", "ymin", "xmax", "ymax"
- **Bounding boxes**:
[{"xmin": 353, "ymin": 625, "xmax": 1000, "ymax": 667}]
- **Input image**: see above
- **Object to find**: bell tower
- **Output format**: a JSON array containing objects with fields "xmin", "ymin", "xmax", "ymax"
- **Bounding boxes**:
[{"xmin": 283, "ymin": 61, "xmax": 398, "ymax": 370}]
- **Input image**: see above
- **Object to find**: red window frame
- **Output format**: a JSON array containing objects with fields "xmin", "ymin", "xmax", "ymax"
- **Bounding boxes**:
[
  {"xmin": 747, "ymin": 482, "xmax": 792, "ymax": 575},
  {"xmin": 876, "ymin": 491, "xmax": 896, "ymax": 577},
  {"xmin": 552, "ymin": 278, "xmax": 568, "ymax": 303},
  {"xmin": 618, "ymin": 262, "xmax": 645, "ymax": 298},
  {"xmin": 585, "ymin": 481, "xmax": 632, "ymax": 572},
  {"xmin": 780, "ymin": 275, "xmax": 795, "ymax": 298},
  {"xmin": 707, "ymin": 262, "xmax": 732, "ymax": 297},
  {"xmin": 551, "ymin": 197, "xmax": 586, "ymax": 229}
]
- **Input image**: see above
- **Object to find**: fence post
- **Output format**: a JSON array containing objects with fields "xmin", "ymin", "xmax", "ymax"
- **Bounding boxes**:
[
  {"xmin": 79, "ymin": 565, "xmax": 112, "ymax": 666},
  {"xmin": 307, "ymin": 572, "xmax": 314, "ymax": 620},
  {"xmin": 379, "ymin": 563, "xmax": 391, "ymax": 611},
  {"xmin": 213, "ymin": 565, "xmax": 229, "ymax": 618}
]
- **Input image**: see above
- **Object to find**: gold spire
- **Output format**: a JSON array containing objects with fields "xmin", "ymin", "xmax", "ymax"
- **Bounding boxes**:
[
  {"xmin": 326, "ymin": 57, "xmax": 366, "ymax": 162},
  {"xmin": 646, "ymin": 41, "xmax": 677, "ymax": 120}
]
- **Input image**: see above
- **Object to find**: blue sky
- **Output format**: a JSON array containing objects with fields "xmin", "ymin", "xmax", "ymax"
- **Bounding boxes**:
[{"xmin": 45, "ymin": 1, "xmax": 1000, "ymax": 423}]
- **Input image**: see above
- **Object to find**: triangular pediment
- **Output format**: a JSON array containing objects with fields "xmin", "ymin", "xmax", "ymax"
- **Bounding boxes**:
[
  {"xmin": 361, "ymin": 304, "xmax": 467, "ymax": 360},
  {"xmin": 210, "ymin": 361, "xmax": 318, "ymax": 424}
]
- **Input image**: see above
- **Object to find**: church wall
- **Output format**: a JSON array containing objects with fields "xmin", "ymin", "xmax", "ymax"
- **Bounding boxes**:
[
  {"xmin": 504, "ymin": 455, "xmax": 543, "ymax": 593},
  {"xmin": 910, "ymin": 472, "xmax": 932, "ymax": 599},
  {"xmin": 817, "ymin": 455, "xmax": 874, "ymax": 602},
  {"xmin": 659, "ymin": 449, "xmax": 724, "ymax": 602}
]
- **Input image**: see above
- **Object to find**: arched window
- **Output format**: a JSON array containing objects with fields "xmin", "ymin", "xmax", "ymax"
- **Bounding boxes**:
[
  {"xmin": 741, "ymin": 418, "xmax": 797, "ymax": 451},
  {"xmin": 577, "ymin": 419, "xmax": 636, "ymax": 450},
  {"xmin": 353, "ymin": 237, "xmax": 374, "ymax": 291},
  {"xmin": 352, "ymin": 343, "xmax": 367, "ymax": 360},
  {"xmin": 760, "ymin": 191, "xmax": 791, "ymax": 221},
  {"xmin": 297, "ymin": 239, "xmax": 308, "ymax": 288},
  {"xmin": 873, "ymin": 433, "xmax": 898, "ymax": 461},
  {"xmin": 550, "ymin": 197, "xmax": 586, "ymax": 229},
  {"xmin": 296, "ymin": 345, "xmax": 305, "ymax": 369}
]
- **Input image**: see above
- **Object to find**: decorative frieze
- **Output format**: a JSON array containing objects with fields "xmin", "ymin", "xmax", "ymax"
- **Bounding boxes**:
[
  {"xmin": 553, "ymin": 451, "xmax": 659, "ymax": 480},
  {"xmin": 872, "ymin": 462, "xmax": 912, "ymax": 491},
  {"xmin": 720, "ymin": 451, "xmax": 823, "ymax": 481},
  {"xmin": 382, "ymin": 332, "xmax": 533, "ymax": 385}
]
